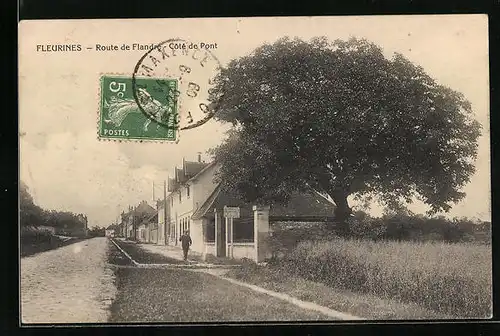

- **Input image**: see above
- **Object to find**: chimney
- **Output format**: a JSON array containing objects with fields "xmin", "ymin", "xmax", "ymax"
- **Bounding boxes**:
[{"xmin": 197, "ymin": 152, "xmax": 202, "ymax": 162}]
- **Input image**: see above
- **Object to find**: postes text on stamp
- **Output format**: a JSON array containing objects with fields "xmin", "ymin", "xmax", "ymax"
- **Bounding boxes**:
[{"xmin": 98, "ymin": 75, "xmax": 178, "ymax": 141}]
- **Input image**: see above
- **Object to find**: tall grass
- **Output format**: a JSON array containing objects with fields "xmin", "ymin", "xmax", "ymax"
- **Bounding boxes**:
[{"xmin": 279, "ymin": 238, "xmax": 492, "ymax": 318}]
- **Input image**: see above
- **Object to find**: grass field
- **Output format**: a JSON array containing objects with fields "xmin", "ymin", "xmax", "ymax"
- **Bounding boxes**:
[
  {"xmin": 271, "ymin": 238, "xmax": 492, "ymax": 318},
  {"xmin": 226, "ymin": 263, "xmax": 454, "ymax": 319}
]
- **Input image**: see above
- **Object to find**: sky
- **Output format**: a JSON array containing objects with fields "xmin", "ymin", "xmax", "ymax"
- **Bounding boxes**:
[{"xmin": 19, "ymin": 15, "xmax": 490, "ymax": 227}]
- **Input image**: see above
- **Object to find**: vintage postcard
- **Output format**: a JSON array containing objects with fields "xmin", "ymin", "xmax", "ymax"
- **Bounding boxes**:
[{"xmin": 19, "ymin": 15, "xmax": 491, "ymax": 324}]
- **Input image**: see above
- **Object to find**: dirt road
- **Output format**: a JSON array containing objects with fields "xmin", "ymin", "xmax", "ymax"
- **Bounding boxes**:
[{"xmin": 20, "ymin": 237, "xmax": 116, "ymax": 324}]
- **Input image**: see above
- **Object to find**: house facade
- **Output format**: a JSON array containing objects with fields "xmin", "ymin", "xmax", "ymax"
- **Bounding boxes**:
[
  {"xmin": 161, "ymin": 156, "xmax": 218, "ymax": 252},
  {"xmin": 160, "ymin": 155, "xmax": 336, "ymax": 262},
  {"xmin": 120, "ymin": 201, "xmax": 156, "ymax": 241},
  {"xmin": 137, "ymin": 211, "xmax": 158, "ymax": 243},
  {"xmin": 105, "ymin": 225, "xmax": 116, "ymax": 237}
]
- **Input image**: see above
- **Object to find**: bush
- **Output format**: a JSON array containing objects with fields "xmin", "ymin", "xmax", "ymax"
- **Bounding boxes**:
[
  {"xmin": 345, "ymin": 211, "xmax": 490, "ymax": 244},
  {"xmin": 268, "ymin": 224, "xmax": 332, "ymax": 259},
  {"xmin": 278, "ymin": 238, "xmax": 491, "ymax": 318},
  {"xmin": 21, "ymin": 228, "xmax": 57, "ymax": 244},
  {"xmin": 20, "ymin": 229, "xmax": 66, "ymax": 257}
]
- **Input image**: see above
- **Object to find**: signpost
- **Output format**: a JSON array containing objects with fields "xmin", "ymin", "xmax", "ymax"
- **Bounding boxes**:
[{"xmin": 223, "ymin": 206, "xmax": 240, "ymax": 258}]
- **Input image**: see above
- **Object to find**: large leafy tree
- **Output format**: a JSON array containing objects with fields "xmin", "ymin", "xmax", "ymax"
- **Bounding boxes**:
[{"xmin": 209, "ymin": 37, "xmax": 481, "ymax": 233}]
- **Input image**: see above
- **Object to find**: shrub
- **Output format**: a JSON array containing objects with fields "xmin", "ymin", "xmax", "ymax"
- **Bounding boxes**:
[
  {"xmin": 21, "ymin": 228, "xmax": 57, "ymax": 245},
  {"xmin": 20, "ymin": 229, "xmax": 66, "ymax": 257},
  {"xmin": 344, "ymin": 211, "xmax": 490, "ymax": 244}
]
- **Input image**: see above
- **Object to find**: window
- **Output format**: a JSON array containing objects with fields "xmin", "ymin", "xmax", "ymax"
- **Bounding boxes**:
[
  {"xmin": 205, "ymin": 219, "xmax": 215, "ymax": 242},
  {"xmin": 186, "ymin": 185, "xmax": 190, "ymax": 198},
  {"xmin": 233, "ymin": 218, "xmax": 254, "ymax": 243}
]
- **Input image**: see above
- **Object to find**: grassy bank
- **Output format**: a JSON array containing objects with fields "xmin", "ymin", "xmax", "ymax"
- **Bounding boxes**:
[
  {"xmin": 113, "ymin": 239, "xmax": 243, "ymax": 265},
  {"xmin": 264, "ymin": 238, "xmax": 491, "ymax": 319},
  {"xmin": 107, "ymin": 239, "xmax": 135, "ymax": 267},
  {"xmin": 108, "ymin": 266, "xmax": 333, "ymax": 322},
  {"xmin": 107, "ymin": 240, "xmax": 332, "ymax": 321},
  {"xmin": 112, "ymin": 239, "xmax": 185, "ymax": 264},
  {"xmin": 226, "ymin": 263, "xmax": 453, "ymax": 320}
]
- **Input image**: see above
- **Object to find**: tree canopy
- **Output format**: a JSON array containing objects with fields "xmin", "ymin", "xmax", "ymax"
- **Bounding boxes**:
[
  {"xmin": 209, "ymin": 37, "xmax": 481, "ymax": 232},
  {"xmin": 20, "ymin": 181, "xmax": 87, "ymax": 231},
  {"xmin": 20, "ymin": 181, "xmax": 45, "ymax": 227}
]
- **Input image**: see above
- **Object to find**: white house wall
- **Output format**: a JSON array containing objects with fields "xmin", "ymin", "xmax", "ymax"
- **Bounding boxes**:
[
  {"xmin": 232, "ymin": 243, "xmax": 256, "ymax": 260},
  {"xmin": 157, "ymin": 209, "xmax": 165, "ymax": 245},
  {"xmin": 189, "ymin": 218, "xmax": 205, "ymax": 253},
  {"xmin": 192, "ymin": 164, "xmax": 220, "ymax": 213},
  {"xmin": 164, "ymin": 163, "xmax": 220, "ymax": 247}
]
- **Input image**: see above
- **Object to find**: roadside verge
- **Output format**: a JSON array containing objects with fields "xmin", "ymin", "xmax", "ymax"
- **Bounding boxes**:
[{"xmin": 109, "ymin": 238, "xmax": 363, "ymax": 321}]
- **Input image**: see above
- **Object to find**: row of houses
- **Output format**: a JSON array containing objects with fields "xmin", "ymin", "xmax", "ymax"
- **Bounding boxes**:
[{"xmin": 107, "ymin": 154, "xmax": 337, "ymax": 262}]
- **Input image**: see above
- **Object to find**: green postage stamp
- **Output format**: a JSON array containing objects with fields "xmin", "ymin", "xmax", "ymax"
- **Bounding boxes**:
[{"xmin": 98, "ymin": 75, "xmax": 178, "ymax": 141}]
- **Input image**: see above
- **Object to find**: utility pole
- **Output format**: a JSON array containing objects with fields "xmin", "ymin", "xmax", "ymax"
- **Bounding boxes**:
[
  {"xmin": 164, "ymin": 180, "xmax": 168, "ymax": 245},
  {"xmin": 153, "ymin": 181, "xmax": 155, "ymax": 202},
  {"xmin": 133, "ymin": 205, "xmax": 137, "ymax": 241}
]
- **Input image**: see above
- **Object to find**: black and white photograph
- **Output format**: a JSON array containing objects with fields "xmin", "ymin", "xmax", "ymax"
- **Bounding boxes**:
[{"xmin": 18, "ymin": 15, "xmax": 491, "ymax": 323}]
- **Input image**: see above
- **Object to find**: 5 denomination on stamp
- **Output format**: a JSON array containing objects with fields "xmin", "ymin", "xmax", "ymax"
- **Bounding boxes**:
[{"xmin": 98, "ymin": 75, "xmax": 178, "ymax": 141}]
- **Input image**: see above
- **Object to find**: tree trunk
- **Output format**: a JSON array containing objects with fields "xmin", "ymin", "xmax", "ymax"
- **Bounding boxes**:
[{"xmin": 331, "ymin": 191, "xmax": 352, "ymax": 236}]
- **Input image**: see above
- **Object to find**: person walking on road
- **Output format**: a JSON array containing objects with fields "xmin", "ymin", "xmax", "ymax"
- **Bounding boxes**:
[{"xmin": 179, "ymin": 230, "xmax": 192, "ymax": 261}]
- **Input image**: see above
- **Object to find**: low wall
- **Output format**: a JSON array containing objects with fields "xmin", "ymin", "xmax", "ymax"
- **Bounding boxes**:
[
  {"xmin": 202, "ymin": 242, "xmax": 256, "ymax": 260},
  {"xmin": 231, "ymin": 243, "xmax": 255, "ymax": 260},
  {"xmin": 204, "ymin": 242, "xmax": 216, "ymax": 256},
  {"xmin": 149, "ymin": 229, "xmax": 158, "ymax": 244}
]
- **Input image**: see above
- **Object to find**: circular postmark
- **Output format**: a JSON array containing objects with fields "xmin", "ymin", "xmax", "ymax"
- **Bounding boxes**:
[{"xmin": 132, "ymin": 38, "xmax": 222, "ymax": 132}]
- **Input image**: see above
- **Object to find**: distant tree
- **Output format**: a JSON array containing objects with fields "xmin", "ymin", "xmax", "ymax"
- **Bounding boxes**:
[
  {"xmin": 20, "ymin": 181, "xmax": 44, "ymax": 227},
  {"xmin": 88, "ymin": 226, "xmax": 105, "ymax": 237},
  {"xmin": 209, "ymin": 37, "xmax": 481, "ymax": 234}
]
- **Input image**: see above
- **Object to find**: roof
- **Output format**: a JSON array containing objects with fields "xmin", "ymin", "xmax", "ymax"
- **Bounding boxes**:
[
  {"xmin": 191, "ymin": 184, "xmax": 336, "ymax": 220},
  {"xmin": 120, "ymin": 201, "xmax": 157, "ymax": 225},
  {"xmin": 184, "ymin": 161, "xmax": 207, "ymax": 177},
  {"xmin": 175, "ymin": 168, "xmax": 188, "ymax": 184},
  {"xmin": 167, "ymin": 178, "xmax": 178, "ymax": 192},
  {"xmin": 191, "ymin": 185, "xmax": 222, "ymax": 220},
  {"xmin": 142, "ymin": 212, "xmax": 158, "ymax": 226},
  {"xmin": 167, "ymin": 160, "xmax": 214, "ymax": 193},
  {"xmin": 135, "ymin": 201, "xmax": 156, "ymax": 215}
]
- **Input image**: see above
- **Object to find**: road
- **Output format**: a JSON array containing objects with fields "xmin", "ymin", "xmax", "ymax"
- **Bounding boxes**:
[
  {"xmin": 20, "ymin": 237, "xmax": 116, "ymax": 324},
  {"xmin": 21, "ymin": 238, "xmax": 335, "ymax": 323}
]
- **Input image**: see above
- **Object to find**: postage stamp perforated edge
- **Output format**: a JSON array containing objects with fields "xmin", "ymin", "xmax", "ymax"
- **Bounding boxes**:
[{"xmin": 96, "ymin": 72, "xmax": 181, "ymax": 144}]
